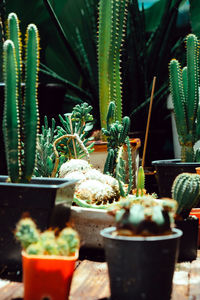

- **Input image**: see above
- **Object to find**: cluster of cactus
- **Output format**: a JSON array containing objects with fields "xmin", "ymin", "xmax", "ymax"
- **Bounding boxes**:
[
  {"xmin": 169, "ymin": 34, "xmax": 200, "ymax": 162},
  {"xmin": 109, "ymin": 196, "xmax": 177, "ymax": 236},
  {"xmin": 98, "ymin": 0, "xmax": 129, "ymax": 128},
  {"xmin": 34, "ymin": 117, "xmax": 65, "ymax": 177},
  {"xmin": 3, "ymin": 13, "xmax": 40, "ymax": 183},
  {"xmin": 172, "ymin": 172, "xmax": 200, "ymax": 219},
  {"xmin": 103, "ymin": 102, "xmax": 133, "ymax": 196},
  {"xmin": 34, "ymin": 103, "xmax": 94, "ymax": 177},
  {"xmin": 15, "ymin": 218, "xmax": 80, "ymax": 256}
]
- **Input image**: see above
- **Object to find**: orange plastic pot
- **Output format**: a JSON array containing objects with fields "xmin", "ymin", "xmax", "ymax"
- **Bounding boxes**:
[
  {"xmin": 22, "ymin": 250, "xmax": 78, "ymax": 300},
  {"xmin": 190, "ymin": 208, "xmax": 200, "ymax": 247}
]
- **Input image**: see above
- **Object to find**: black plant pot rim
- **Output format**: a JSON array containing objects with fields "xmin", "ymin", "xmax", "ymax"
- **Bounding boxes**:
[
  {"xmin": 100, "ymin": 227, "xmax": 182, "ymax": 242},
  {"xmin": 0, "ymin": 175, "xmax": 78, "ymax": 189},
  {"xmin": 152, "ymin": 159, "xmax": 200, "ymax": 167}
]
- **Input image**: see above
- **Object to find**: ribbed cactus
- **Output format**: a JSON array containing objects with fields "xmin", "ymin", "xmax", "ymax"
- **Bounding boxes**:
[
  {"xmin": 172, "ymin": 172, "xmax": 200, "ymax": 219},
  {"xmin": 98, "ymin": 0, "xmax": 129, "ymax": 128},
  {"xmin": 15, "ymin": 217, "xmax": 80, "ymax": 256},
  {"xmin": 169, "ymin": 34, "xmax": 200, "ymax": 162},
  {"xmin": 3, "ymin": 13, "xmax": 40, "ymax": 183}
]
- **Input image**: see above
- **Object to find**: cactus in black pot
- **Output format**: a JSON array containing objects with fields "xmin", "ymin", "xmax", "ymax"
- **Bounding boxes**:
[{"xmin": 169, "ymin": 34, "xmax": 200, "ymax": 162}]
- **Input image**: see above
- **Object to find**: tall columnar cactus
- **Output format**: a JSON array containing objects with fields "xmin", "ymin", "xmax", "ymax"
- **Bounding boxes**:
[
  {"xmin": 169, "ymin": 34, "xmax": 200, "ymax": 162},
  {"xmin": 172, "ymin": 173, "xmax": 200, "ymax": 219},
  {"xmin": 98, "ymin": 0, "xmax": 129, "ymax": 128},
  {"xmin": 3, "ymin": 13, "xmax": 40, "ymax": 183}
]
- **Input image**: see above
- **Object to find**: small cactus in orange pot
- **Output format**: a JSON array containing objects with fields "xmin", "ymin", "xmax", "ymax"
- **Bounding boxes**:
[{"xmin": 15, "ymin": 218, "xmax": 80, "ymax": 300}]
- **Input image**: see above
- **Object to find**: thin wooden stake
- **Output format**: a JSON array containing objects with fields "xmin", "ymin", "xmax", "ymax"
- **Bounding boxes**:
[
  {"xmin": 142, "ymin": 76, "xmax": 156, "ymax": 168},
  {"xmin": 68, "ymin": 115, "xmax": 77, "ymax": 159}
]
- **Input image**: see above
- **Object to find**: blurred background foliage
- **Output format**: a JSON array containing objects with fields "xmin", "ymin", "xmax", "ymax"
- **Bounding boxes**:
[{"xmin": 0, "ymin": 0, "xmax": 196, "ymax": 164}]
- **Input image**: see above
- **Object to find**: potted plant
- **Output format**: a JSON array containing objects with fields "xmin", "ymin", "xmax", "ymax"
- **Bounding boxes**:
[
  {"xmin": 0, "ymin": 13, "xmax": 77, "ymax": 280},
  {"xmin": 172, "ymin": 172, "xmax": 200, "ymax": 261},
  {"xmin": 100, "ymin": 196, "xmax": 182, "ymax": 300},
  {"xmin": 152, "ymin": 33, "xmax": 200, "ymax": 197},
  {"xmin": 15, "ymin": 217, "xmax": 80, "ymax": 300}
]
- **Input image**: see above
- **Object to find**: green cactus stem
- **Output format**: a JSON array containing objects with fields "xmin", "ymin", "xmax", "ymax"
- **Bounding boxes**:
[
  {"xmin": 3, "ymin": 13, "xmax": 40, "ymax": 183},
  {"xmin": 98, "ymin": 0, "xmax": 129, "ymax": 128},
  {"xmin": 169, "ymin": 34, "xmax": 200, "ymax": 162},
  {"xmin": 3, "ymin": 40, "xmax": 20, "ymax": 182},
  {"xmin": 172, "ymin": 172, "xmax": 200, "ymax": 219}
]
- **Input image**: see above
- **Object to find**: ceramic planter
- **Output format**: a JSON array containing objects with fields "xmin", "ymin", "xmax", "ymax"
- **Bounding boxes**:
[
  {"xmin": 0, "ymin": 176, "xmax": 77, "ymax": 281},
  {"xmin": 152, "ymin": 159, "xmax": 200, "ymax": 197},
  {"xmin": 101, "ymin": 227, "xmax": 182, "ymax": 300},
  {"xmin": 175, "ymin": 216, "xmax": 199, "ymax": 262},
  {"xmin": 70, "ymin": 206, "xmax": 115, "ymax": 248},
  {"xmin": 22, "ymin": 250, "xmax": 78, "ymax": 300}
]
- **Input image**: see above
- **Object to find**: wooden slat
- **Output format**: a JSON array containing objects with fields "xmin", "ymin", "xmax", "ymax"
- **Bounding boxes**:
[
  {"xmin": 1, "ymin": 256, "xmax": 200, "ymax": 300},
  {"xmin": 70, "ymin": 260, "xmax": 110, "ymax": 300}
]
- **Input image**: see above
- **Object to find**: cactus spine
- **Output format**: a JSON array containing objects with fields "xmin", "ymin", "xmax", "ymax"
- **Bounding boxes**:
[
  {"xmin": 3, "ymin": 13, "xmax": 40, "ymax": 182},
  {"xmin": 169, "ymin": 34, "xmax": 200, "ymax": 162},
  {"xmin": 98, "ymin": 0, "xmax": 129, "ymax": 128},
  {"xmin": 172, "ymin": 173, "xmax": 200, "ymax": 218}
]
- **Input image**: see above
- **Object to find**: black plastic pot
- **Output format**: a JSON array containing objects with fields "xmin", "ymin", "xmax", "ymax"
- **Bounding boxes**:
[
  {"xmin": 152, "ymin": 159, "xmax": 200, "ymax": 198},
  {"xmin": 101, "ymin": 227, "xmax": 182, "ymax": 300},
  {"xmin": 175, "ymin": 216, "xmax": 199, "ymax": 262},
  {"xmin": 0, "ymin": 176, "xmax": 77, "ymax": 281}
]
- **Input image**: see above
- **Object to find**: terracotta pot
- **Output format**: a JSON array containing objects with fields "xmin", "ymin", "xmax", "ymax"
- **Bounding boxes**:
[{"xmin": 22, "ymin": 250, "xmax": 78, "ymax": 300}]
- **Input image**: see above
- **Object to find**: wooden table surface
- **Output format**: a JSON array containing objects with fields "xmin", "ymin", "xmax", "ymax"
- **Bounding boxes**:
[{"xmin": 1, "ymin": 251, "xmax": 200, "ymax": 300}]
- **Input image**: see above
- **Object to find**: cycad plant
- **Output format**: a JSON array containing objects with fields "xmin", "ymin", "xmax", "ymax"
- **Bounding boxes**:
[
  {"xmin": 3, "ymin": 12, "xmax": 40, "ymax": 183},
  {"xmin": 169, "ymin": 34, "xmax": 200, "ymax": 162}
]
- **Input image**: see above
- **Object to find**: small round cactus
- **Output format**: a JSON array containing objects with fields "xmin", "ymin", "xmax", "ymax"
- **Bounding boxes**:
[
  {"xmin": 109, "ymin": 196, "xmax": 177, "ymax": 236},
  {"xmin": 15, "ymin": 218, "xmax": 40, "ymax": 249},
  {"xmin": 172, "ymin": 172, "xmax": 200, "ymax": 219},
  {"xmin": 59, "ymin": 159, "xmax": 92, "ymax": 178}
]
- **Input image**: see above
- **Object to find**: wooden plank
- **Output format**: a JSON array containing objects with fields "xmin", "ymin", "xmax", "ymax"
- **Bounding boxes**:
[
  {"xmin": 69, "ymin": 260, "xmax": 110, "ymax": 300},
  {"xmin": 0, "ymin": 282, "xmax": 23, "ymax": 300},
  {"xmin": 1, "ymin": 258, "xmax": 200, "ymax": 299}
]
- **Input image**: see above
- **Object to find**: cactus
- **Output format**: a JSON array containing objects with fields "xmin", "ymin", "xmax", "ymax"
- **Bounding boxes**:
[
  {"xmin": 34, "ymin": 117, "xmax": 65, "ymax": 178},
  {"xmin": 172, "ymin": 172, "xmax": 200, "ymax": 219},
  {"xmin": 98, "ymin": 0, "xmax": 129, "ymax": 128},
  {"xmin": 169, "ymin": 34, "xmax": 200, "ymax": 162},
  {"xmin": 3, "ymin": 13, "xmax": 40, "ymax": 182},
  {"xmin": 109, "ymin": 196, "xmax": 177, "ymax": 236},
  {"xmin": 15, "ymin": 218, "xmax": 80, "ymax": 256},
  {"xmin": 15, "ymin": 218, "xmax": 40, "ymax": 249},
  {"xmin": 103, "ymin": 102, "xmax": 133, "ymax": 196}
]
